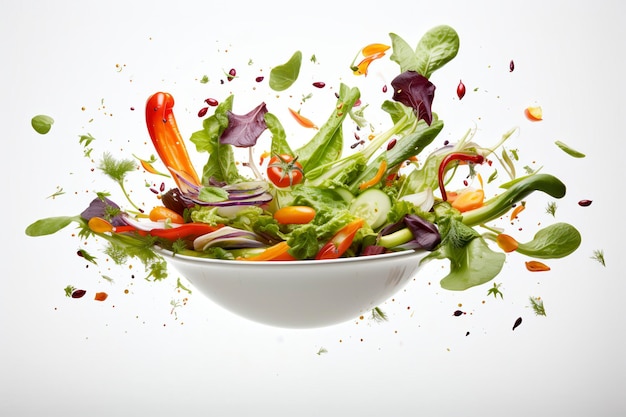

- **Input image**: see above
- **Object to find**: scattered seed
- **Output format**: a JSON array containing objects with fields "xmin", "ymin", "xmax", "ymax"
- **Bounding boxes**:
[
  {"xmin": 382, "ymin": 85, "xmax": 388, "ymax": 93},
  {"xmin": 453, "ymin": 310, "xmax": 465, "ymax": 316},
  {"xmin": 255, "ymin": 76, "xmax": 264, "ymax": 82},
  {"xmin": 312, "ymin": 82, "xmax": 325, "ymax": 88},
  {"xmin": 457, "ymin": 79, "xmax": 466, "ymax": 99},
  {"xmin": 387, "ymin": 138, "xmax": 397, "ymax": 151},
  {"xmin": 71, "ymin": 289, "xmax": 87, "ymax": 299},
  {"xmin": 198, "ymin": 107, "xmax": 209, "ymax": 117},
  {"xmin": 509, "ymin": 60, "xmax": 515, "ymax": 72},
  {"xmin": 227, "ymin": 68, "xmax": 236, "ymax": 81},
  {"xmin": 578, "ymin": 199, "xmax": 592, "ymax": 207},
  {"xmin": 512, "ymin": 316, "xmax": 522, "ymax": 330},
  {"xmin": 205, "ymin": 98, "xmax": 219, "ymax": 106}
]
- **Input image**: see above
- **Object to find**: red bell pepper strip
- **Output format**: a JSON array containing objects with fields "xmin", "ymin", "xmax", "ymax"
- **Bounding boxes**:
[
  {"xmin": 315, "ymin": 218, "xmax": 365, "ymax": 260},
  {"xmin": 438, "ymin": 152, "xmax": 484, "ymax": 202},
  {"xmin": 149, "ymin": 223, "xmax": 223, "ymax": 241},
  {"xmin": 146, "ymin": 92, "xmax": 201, "ymax": 193}
]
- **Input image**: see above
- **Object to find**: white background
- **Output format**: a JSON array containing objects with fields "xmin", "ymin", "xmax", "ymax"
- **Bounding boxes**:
[{"xmin": 2, "ymin": 1, "xmax": 625, "ymax": 416}]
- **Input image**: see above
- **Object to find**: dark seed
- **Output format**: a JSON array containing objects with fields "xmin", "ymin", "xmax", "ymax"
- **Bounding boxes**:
[
  {"xmin": 387, "ymin": 138, "xmax": 397, "ymax": 151},
  {"xmin": 382, "ymin": 85, "xmax": 388, "ymax": 93},
  {"xmin": 453, "ymin": 310, "xmax": 465, "ymax": 317},
  {"xmin": 255, "ymin": 76, "xmax": 264, "ymax": 82},
  {"xmin": 159, "ymin": 182, "xmax": 165, "ymax": 192},
  {"xmin": 457, "ymin": 80, "xmax": 466, "ymax": 100},
  {"xmin": 578, "ymin": 199, "xmax": 592, "ymax": 207},
  {"xmin": 312, "ymin": 82, "xmax": 325, "ymax": 88},
  {"xmin": 509, "ymin": 60, "xmax": 515, "ymax": 72},
  {"xmin": 71, "ymin": 289, "xmax": 87, "ymax": 299},
  {"xmin": 150, "ymin": 188, "xmax": 159, "ymax": 194},
  {"xmin": 205, "ymin": 98, "xmax": 219, "ymax": 106},
  {"xmin": 512, "ymin": 317, "xmax": 523, "ymax": 331},
  {"xmin": 228, "ymin": 68, "xmax": 236, "ymax": 81},
  {"xmin": 198, "ymin": 107, "xmax": 209, "ymax": 117}
]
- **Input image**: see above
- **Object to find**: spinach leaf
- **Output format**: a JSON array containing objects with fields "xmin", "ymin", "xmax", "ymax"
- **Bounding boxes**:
[
  {"xmin": 25, "ymin": 216, "xmax": 79, "ymax": 236},
  {"xmin": 31, "ymin": 114, "xmax": 54, "ymax": 134},
  {"xmin": 389, "ymin": 25, "xmax": 460, "ymax": 79},
  {"xmin": 516, "ymin": 222, "xmax": 581, "ymax": 258},
  {"xmin": 269, "ymin": 51, "xmax": 302, "ymax": 91},
  {"xmin": 421, "ymin": 217, "xmax": 505, "ymax": 291}
]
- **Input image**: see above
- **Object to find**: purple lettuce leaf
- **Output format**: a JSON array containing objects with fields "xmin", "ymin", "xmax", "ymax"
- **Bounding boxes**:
[
  {"xmin": 220, "ymin": 102, "xmax": 268, "ymax": 148},
  {"xmin": 391, "ymin": 71, "xmax": 436, "ymax": 125}
]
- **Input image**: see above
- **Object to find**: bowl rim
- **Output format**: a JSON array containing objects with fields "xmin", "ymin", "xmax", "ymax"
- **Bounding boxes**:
[{"xmin": 153, "ymin": 246, "xmax": 426, "ymax": 267}]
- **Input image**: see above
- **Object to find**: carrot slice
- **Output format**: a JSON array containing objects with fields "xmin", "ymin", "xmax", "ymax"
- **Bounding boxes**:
[
  {"xmin": 451, "ymin": 189, "xmax": 484, "ymax": 212},
  {"xmin": 496, "ymin": 234, "xmax": 519, "ymax": 253},
  {"xmin": 525, "ymin": 260, "xmax": 551, "ymax": 272}
]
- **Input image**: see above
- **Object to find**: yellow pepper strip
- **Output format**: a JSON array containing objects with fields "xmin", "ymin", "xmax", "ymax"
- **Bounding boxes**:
[
  {"xmin": 361, "ymin": 43, "xmax": 390, "ymax": 56},
  {"xmin": 451, "ymin": 189, "xmax": 485, "ymax": 212},
  {"xmin": 359, "ymin": 160, "xmax": 388, "ymax": 190},
  {"xmin": 239, "ymin": 241, "xmax": 293, "ymax": 261},
  {"xmin": 353, "ymin": 51, "xmax": 387, "ymax": 76},
  {"xmin": 496, "ymin": 233, "xmax": 519, "ymax": 253},
  {"xmin": 510, "ymin": 203, "xmax": 526, "ymax": 221}
]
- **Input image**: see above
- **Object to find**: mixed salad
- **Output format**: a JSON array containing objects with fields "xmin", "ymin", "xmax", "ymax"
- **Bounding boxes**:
[{"xmin": 26, "ymin": 25, "xmax": 582, "ymax": 291}]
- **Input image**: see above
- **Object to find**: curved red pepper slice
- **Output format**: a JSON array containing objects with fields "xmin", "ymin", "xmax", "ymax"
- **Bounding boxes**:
[
  {"xmin": 149, "ymin": 223, "xmax": 223, "ymax": 241},
  {"xmin": 315, "ymin": 218, "xmax": 365, "ymax": 260},
  {"xmin": 146, "ymin": 92, "xmax": 201, "ymax": 192},
  {"xmin": 437, "ymin": 152, "xmax": 484, "ymax": 202}
]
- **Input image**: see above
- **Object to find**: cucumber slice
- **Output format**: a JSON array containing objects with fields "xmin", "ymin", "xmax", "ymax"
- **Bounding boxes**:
[
  {"xmin": 349, "ymin": 188, "xmax": 391, "ymax": 229},
  {"xmin": 333, "ymin": 187, "xmax": 355, "ymax": 204}
]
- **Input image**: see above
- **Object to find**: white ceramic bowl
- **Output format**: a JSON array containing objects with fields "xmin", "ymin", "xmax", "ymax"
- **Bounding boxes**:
[{"xmin": 155, "ymin": 248, "xmax": 429, "ymax": 329}]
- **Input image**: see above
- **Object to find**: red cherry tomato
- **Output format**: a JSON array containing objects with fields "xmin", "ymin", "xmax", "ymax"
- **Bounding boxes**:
[
  {"xmin": 267, "ymin": 154, "xmax": 304, "ymax": 188},
  {"xmin": 274, "ymin": 206, "xmax": 316, "ymax": 224}
]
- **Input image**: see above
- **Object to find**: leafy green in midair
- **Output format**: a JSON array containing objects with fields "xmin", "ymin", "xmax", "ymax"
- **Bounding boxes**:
[
  {"xmin": 269, "ymin": 50, "xmax": 302, "ymax": 91},
  {"xmin": 31, "ymin": 114, "xmax": 54, "ymax": 134},
  {"xmin": 555, "ymin": 140, "xmax": 586, "ymax": 158},
  {"xmin": 487, "ymin": 282, "xmax": 503, "ymax": 299},
  {"xmin": 515, "ymin": 223, "xmax": 581, "ymax": 259}
]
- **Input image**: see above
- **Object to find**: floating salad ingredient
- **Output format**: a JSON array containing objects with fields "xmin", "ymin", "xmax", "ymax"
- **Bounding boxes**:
[{"xmin": 25, "ymin": 24, "xmax": 582, "ymax": 293}]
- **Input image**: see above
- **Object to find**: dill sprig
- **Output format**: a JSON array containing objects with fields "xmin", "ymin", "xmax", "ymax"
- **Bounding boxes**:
[
  {"xmin": 545, "ymin": 201, "xmax": 557, "ymax": 217},
  {"xmin": 370, "ymin": 306, "xmax": 388, "ymax": 322},
  {"xmin": 529, "ymin": 296, "xmax": 546, "ymax": 316},
  {"xmin": 591, "ymin": 249, "xmax": 606, "ymax": 266},
  {"xmin": 98, "ymin": 152, "xmax": 141, "ymax": 211}
]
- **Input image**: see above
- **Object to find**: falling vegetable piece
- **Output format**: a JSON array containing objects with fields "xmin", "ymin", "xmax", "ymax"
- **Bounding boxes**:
[
  {"xmin": 456, "ymin": 80, "xmax": 466, "ymax": 100},
  {"xmin": 555, "ymin": 140, "xmax": 586, "ymax": 158},
  {"xmin": 509, "ymin": 60, "xmax": 515, "ymax": 72},
  {"xmin": 578, "ymin": 199, "xmax": 592, "ymax": 207},
  {"xmin": 524, "ymin": 106, "xmax": 543, "ymax": 121},
  {"xmin": 149, "ymin": 223, "xmax": 222, "ymax": 241},
  {"xmin": 512, "ymin": 317, "xmax": 522, "ymax": 331},
  {"xmin": 496, "ymin": 233, "xmax": 519, "ymax": 253},
  {"xmin": 88, "ymin": 217, "xmax": 115, "ymax": 233},
  {"xmin": 525, "ymin": 260, "xmax": 551, "ymax": 272},
  {"xmin": 288, "ymin": 108, "xmax": 318, "ymax": 129},
  {"xmin": 361, "ymin": 43, "xmax": 390, "ymax": 57},
  {"xmin": 94, "ymin": 292, "xmax": 108, "ymax": 301},
  {"xmin": 145, "ymin": 92, "xmax": 201, "ymax": 193},
  {"xmin": 31, "ymin": 114, "xmax": 55, "ymax": 134},
  {"xmin": 352, "ymin": 52, "xmax": 387, "ymax": 76},
  {"xmin": 510, "ymin": 203, "xmax": 525, "ymax": 220}
]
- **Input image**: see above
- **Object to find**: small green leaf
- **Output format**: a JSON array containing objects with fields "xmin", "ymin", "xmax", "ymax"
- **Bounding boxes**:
[
  {"xmin": 25, "ymin": 216, "xmax": 78, "ymax": 236},
  {"xmin": 269, "ymin": 51, "xmax": 302, "ymax": 91},
  {"xmin": 31, "ymin": 114, "xmax": 54, "ymax": 134},
  {"xmin": 555, "ymin": 140, "xmax": 585, "ymax": 158},
  {"xmin": 516, "ymin": 222, "xmax": 581, "ymax": 259}
]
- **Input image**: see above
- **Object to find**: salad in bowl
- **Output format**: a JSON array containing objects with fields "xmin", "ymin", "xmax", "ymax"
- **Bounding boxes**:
[{"xmin": 25, "ymin": 25, "xmax": 582, "ymax": 327}]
